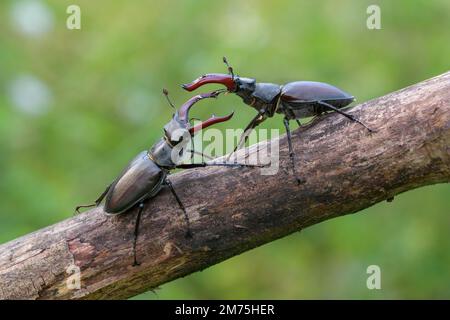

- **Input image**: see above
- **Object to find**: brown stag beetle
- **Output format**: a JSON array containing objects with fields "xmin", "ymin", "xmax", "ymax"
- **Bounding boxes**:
[
  {"xmin": 182, "ymin": 57, "xmax": 375, "ymax": 184},
  {"xmin": 76, "ymin": 89, "xmax": 262, "ymax": 266}
]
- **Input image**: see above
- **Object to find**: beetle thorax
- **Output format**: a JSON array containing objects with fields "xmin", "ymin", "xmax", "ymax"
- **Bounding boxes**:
[{"xmin": 149, "ymin": 139, "xmax": 176, "ymax": 168}]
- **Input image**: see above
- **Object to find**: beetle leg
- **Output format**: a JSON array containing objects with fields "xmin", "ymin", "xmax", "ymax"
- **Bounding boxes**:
[
  {"xmin": 75, "ymin": 184, "xmax": 111, "ymax": 215},
  {"xmin": 317, "ymin": 101, "xmax": 375, "ymax": 133},
  {"xmin": 296, "ymin": 119, "xmax": 302, "ymax": 127},
  {"xmin": 283, "ymin": 117, "xmax": 305, "ymax": 185},
  {"xmin": 165, "ymin": 178, "xmax": 193, "ymax": 239},
  {"xmin": 226, "ymin": 111, "xmax": 266, "ymax": 161},
  {"xmin": 175, "ymin": 162, "xmax": 267, "ymax": 169},
  {"xmin": 188, "ymin": 117, "xmax": 203, "ymax": 162},
  {"xmin": 132, "ymin": 202, "xmax": 145, "ymax": 266},
  {"xmin": 74, "ymin": 204, "xmax": 96, "ymax": 214}
]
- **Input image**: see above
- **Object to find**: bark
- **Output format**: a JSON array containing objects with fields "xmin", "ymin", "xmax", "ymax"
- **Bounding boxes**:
[{"xmin": 0, "ymin": 72, "xmax": 449, "ymax": 300}]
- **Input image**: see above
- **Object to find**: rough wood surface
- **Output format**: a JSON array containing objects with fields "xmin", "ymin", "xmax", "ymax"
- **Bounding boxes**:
[{"xmin": 0, "ymin": 72, "xmax": 449, "ymax": 300}]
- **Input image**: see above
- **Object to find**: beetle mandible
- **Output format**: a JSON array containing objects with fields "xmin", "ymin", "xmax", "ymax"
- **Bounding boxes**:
[{"xmin": 182, "ymin": 57, "xmax": 375, "ymax": 184}]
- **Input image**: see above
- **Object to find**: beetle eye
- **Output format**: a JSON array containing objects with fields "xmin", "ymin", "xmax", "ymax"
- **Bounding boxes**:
[{"xmin": 168, "ymin": 135, "xmax": 183, "ymax": 146}]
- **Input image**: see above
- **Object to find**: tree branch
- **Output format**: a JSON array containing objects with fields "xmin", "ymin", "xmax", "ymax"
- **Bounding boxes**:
[{"xmin": 0, "ymin": 72, "xmax": 449, "ymax": 300}]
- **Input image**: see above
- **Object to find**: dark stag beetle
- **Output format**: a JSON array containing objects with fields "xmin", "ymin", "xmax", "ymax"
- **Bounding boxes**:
[
  {"xmin": 182, "ymin": 57, "xmax": 374, "ymax": 184},
  {"xmin": 75, "ymin": 89, "xmax": 261, "ymax": 266}
]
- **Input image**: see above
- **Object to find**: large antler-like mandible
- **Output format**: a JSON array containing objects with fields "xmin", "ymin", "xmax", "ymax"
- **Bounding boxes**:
[
  {"xmin": 182, "ymin": 57, "xmax": 238, "ymax": 92},
  {"xmin": 188, "ymin": 112, "xmax": 234, "ymax": 135},
  {"xmin": 177, "ymin": 90, "xmax": 234, "ymax": 134},
  {"xmin": 182, "ymin": 74, "xmax": 236, "ymax": 92}
]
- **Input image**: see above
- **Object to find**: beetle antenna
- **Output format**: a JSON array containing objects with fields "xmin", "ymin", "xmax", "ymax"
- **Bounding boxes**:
[
  {"xmin": 223, "ymin": 56, "xmax": 234, "ymax": 80},
  {"xmin": 162, "ymin": 88, "xmax": 175, "ymax": 109}
]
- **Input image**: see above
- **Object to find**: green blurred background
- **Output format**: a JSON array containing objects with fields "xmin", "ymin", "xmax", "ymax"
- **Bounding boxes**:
[{"xmin": 0, "ymin": 0, "xmax": 449, "ymax": 299}]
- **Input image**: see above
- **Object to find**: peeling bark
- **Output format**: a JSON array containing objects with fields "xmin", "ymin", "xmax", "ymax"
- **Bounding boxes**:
[{"xmin": 0, "ymin": 72, "xmax": 449, "ymax": 300}]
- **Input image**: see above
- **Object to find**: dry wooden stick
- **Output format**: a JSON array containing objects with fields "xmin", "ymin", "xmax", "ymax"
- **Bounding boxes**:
[{"xmin": 0, "ymin": 72, "xmax": 449, "ymax": 300}]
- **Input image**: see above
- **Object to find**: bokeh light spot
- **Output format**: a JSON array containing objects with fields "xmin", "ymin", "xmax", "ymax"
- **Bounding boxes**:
[
  {"xmin": 10, "ymin": 0, "xmax": 54, "ymax": 38},
  {"xmin": 8, "ymin": 74, "xmax": 53, "ymax": 116}
]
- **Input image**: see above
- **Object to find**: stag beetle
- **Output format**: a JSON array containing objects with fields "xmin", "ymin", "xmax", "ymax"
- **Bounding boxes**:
[
  {"xmin": 182, "ymin": 57, "xmax": 374, "ymax": 184},
  {"xmin": 76, "ymin": 90, "xmax": 261, "ymax": 266}
]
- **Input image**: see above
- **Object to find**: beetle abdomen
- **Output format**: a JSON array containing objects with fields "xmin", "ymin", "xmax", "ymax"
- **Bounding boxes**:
[
  {"xmin": 104, "ymin": 151, "xmax": 165, "ymax": 214},
  {"xmin": 281, "ymin": 81, "xmax": 354, "ymax": 103},
  {"xmin": 279, "ymin": 81, "xmax": 354, "ymax": 119}
]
